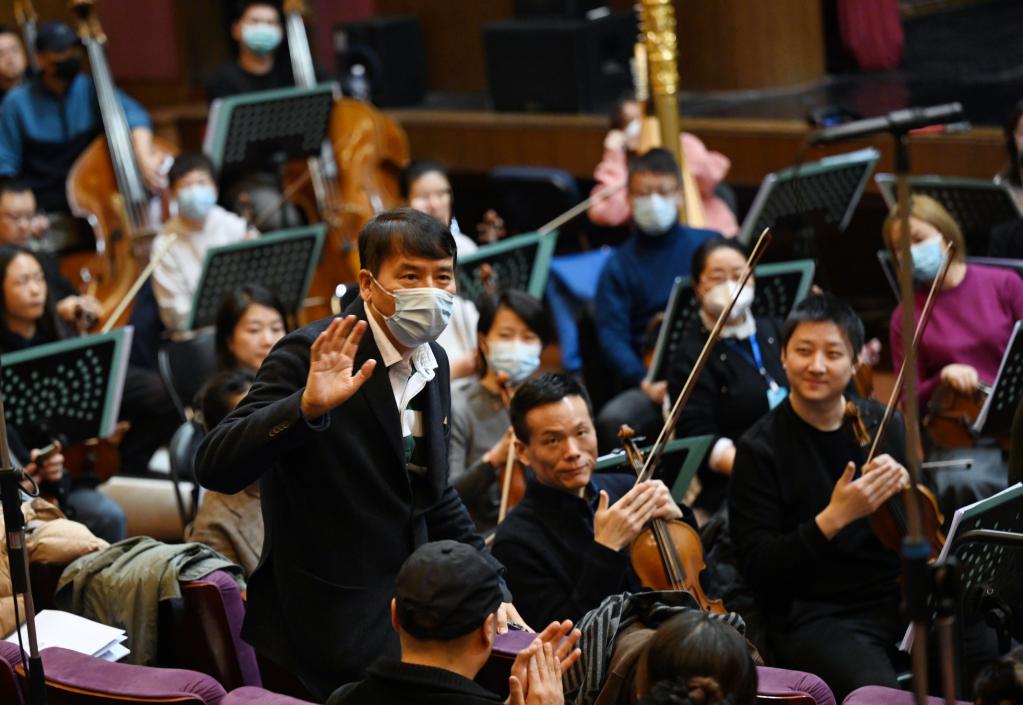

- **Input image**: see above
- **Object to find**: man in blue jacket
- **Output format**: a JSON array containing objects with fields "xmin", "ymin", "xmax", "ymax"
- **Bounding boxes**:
[
  {"xmin": 593, "ymin": 148, "xmax": 718, "ymax": 452},
  {"xmin": 0, "ymin": 21, "xmax": 163, "ymax": 212}
]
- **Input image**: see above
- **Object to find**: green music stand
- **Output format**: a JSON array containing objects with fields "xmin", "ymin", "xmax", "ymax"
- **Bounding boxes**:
[
  {"xmin": 0, "ymin": 328, "xmax": 132, "ymax": 445},
  {"xmin": 646, "ymin": 260, "xmax": 815, "ymax": 382},
  {"xmin": 187, "ymin": 226, "xmax": 326, "ymax": 330},
  {"xmin": 875, "ymin": 174, "xmax": 1022, "ymax": 255},
  {"xmin": 203, "ymin": 84, "xmax": 336, "ymax": 177},
  {"xmin": 739, "ymin": 148, "xmax": 880, "ymax": 246},
  {"xmin": 456, "ymin": 231, "xmax": 559, "ymax": 302},
  {"xmin": 595, "ymin": 435, "xmax": 713, "ymax": 503}
]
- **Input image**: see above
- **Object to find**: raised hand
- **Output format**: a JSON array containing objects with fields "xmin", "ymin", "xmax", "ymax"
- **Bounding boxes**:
[
  {"xmin": 509, "ymin": 620, "xmax": 582, "ymax": 689},
  {"xmin": 594, "ymin": 482, "xmax": 659, "ymax": 552},
  {"xmin": 300, "ymin": 316, "xmax": 377, "ymax": 421},
  {"xmin": 816, "ymin": 460, "xmax": 907, "ymax": 539}
]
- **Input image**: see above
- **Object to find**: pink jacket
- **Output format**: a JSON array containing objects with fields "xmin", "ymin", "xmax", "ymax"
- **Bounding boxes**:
[{"xmin": 588, "ymin": 133, "xmax": 739, "ymax": 237}]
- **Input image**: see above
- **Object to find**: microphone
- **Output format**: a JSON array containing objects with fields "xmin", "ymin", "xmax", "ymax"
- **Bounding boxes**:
[{"xmin": 808, "ymin": 102, "xmax": 965, "ymax": 145}]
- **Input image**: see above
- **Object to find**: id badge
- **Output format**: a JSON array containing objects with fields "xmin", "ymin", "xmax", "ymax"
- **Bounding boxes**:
[{"xmin": 766, "ymin": 386, "xmax": 788, "ymax": 410}]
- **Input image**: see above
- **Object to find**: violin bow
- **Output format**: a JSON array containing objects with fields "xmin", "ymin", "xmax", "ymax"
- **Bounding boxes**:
[
  {"xmin": 865, "ymin": 240, "xmax": 955, "ymax": 464},
  {"xmin": 496, "ymin": 379, "xmax": 517, "ymax": 524},
  {"xmin": 636, "ymin": 228, "xmax": 772, "ymax": 484}
]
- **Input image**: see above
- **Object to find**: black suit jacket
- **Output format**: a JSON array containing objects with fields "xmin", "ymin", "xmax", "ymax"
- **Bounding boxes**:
[{"xmin": 195, "ymin": 299, "xmax": 502, "ymax": 699}]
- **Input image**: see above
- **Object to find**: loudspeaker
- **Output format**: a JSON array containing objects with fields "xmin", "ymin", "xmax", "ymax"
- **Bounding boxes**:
[
  {"xmin": 484, "ymin": 12, "xmax": 636, "ymax": 113},
  {"xmin": 513, "ymin": 0, "xmax": 607, "ymax": 19},
  {"xmin": 334, "ymin": 15, "xmax": 427, "ymax": 107}
]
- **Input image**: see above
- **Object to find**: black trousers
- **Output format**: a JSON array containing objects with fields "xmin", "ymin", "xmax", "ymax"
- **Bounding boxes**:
[{"xmin": 768, "ymin": 597, "xmax": 903, "ymax": 702}]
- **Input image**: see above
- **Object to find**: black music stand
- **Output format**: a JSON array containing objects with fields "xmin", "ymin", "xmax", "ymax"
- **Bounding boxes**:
[
  {"xmin": 456, "ymin": 231, "xmax": 559, "ymax": 303},
  {"xmin": 875, "ymin": 175, "xmax": 1022, "ymax": 256},
  {"xmin": 645, "ymin": 260, "xmax": 815, "ymax": 383},
  {"xmin": 738, "ymin": 148, "xmax": 880, "ymax": 259},
  {"xmin": 973, "ymin": 320, "xmax": 1023, "ymax": 438},
  {"xmin": 203, "ymin": 84, "xmax": 336, "ymax": 179},
  {"xmin": 0, "ymin": 328, "xmax": 133, "ymax": 447},
  {"xmin": 187, "ymin": 227, "xmax": 326, "ymax": 330},
  {"xmin": 595, "ymin": 435, "xmax": 713, "ymax": 503}
]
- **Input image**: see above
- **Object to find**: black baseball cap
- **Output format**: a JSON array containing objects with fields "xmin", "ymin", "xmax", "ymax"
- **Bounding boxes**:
[
  {"xmin": 35, "ymin": 21, "xmax": 79, "ymax": 53},
  {"xmin": 395, "ymin": 541, "xmax": 505, "ymax": 640}
]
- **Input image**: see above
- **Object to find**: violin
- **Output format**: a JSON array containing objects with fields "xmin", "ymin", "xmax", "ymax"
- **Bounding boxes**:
[
  {"xmin": 621, "ymin": 228, "xmax": 771, "ymax": 613},
  {"xmin": 618, "ymin": 426, "xmax": 725, "ymax": 614},
  {"xmin": 863, "ymin": 241, "xmax": 956, "ymax": 561},
  {"xmin": 924, "ymin": 382, "xmax": 1006, "ymax": 450},
  {"xmin": 281, "ymin": 0, "xmax": 409, "ymax": 320},
  {"xmin": 65, "ymin": 0, "xmax": 177, "ymax": 329}
]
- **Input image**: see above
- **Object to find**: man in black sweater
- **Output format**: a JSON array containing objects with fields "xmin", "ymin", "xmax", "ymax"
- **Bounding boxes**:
[
  {"xmin": 491, "ymin": 373, "xmax": 696, "ymax": 627},
  {"xmin": 728, "ymin": 293, "xmax": 909, "ymax": 700},
  {"xmin": 328, "ymin": 541, "xmax": 578, "ymax": 705}
]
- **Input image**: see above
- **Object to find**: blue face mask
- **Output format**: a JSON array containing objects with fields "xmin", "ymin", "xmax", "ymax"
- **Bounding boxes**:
[
  {"xmin": 177, "ymin": 185, "xmax": 217, "ymax": 222},
  {"xmin": 373, "ymin": 278, "xmax": 455, "ymax": 348},
  {"xmin": 241, "ymin": 24, "xmax": 283, "ymax": 54},
  {"xmin": 910, "ymin": 237, "xmax": 945, "ymax": 282},
  {"xmin": 488, "ymin": 340, "xmax": 541, "ymax": 384}
]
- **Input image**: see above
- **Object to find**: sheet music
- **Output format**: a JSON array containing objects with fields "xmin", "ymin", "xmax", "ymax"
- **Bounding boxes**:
[
  {"xmin": 973, "ymin": 320, "xmax": 1023, "ymax": 433},
  {"xmin": 5, "ymin": 610, "xmax": 129, "ymax": 661}
]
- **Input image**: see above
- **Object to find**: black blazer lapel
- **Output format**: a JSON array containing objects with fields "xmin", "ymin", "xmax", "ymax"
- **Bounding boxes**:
[{"xmin": 346, "ymin": 299, "xmax": 406, "ymax": 468}]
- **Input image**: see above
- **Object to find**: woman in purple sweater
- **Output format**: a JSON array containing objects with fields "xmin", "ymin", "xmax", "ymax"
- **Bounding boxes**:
[{"xmin": 885, "ymin": 195, "xmax": 1023, "ymax": 516}]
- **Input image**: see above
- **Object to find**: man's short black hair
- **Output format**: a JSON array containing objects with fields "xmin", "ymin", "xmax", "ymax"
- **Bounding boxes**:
[
  {"xmin": 198, "ymin": 369, "xmax": 255, "ymax": 432},
  {"xmin": 0, "ymin": 178, "xmax": 33, "ymax": 200},
  {"xmin": 782, "ymin": 292, "xmax": 864, "ymax": 355},
  {"xmin": 233, "ymin": 0, "xmax": 281, "ymax": 22},
  {"xmin": 401, "ymin": 160, "xmax": 448, "ymax": 200},
  {"xmin": 627, "ymin": 147, "xmax": 680, "ymax": 190},
  {"xmin": 0, "ymin": 25, "xmax": 20, "ymax": 39},
  {"xmin": 510, "ymin": 372, "xmax": 593, "ymax": 443},
  {"xmin": 358, "ymin": 207, "xmax": 457, "ymax": 276},
  {"xmin": 168, "ymin": 152, "xmax": 217, "ymax": 189}
]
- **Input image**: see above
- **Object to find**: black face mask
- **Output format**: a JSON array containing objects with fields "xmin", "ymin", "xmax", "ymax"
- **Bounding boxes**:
[{"xmin": 52, "ymin": 56, "xmax": 80, "ymax": 82}]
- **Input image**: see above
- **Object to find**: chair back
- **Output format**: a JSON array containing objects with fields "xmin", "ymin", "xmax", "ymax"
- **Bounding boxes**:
[
  {"xmin": 168, "ymin": 420, "xmax": 205, "ymax": 525},
  {"xmin": 221, "ymin": 686, "xmax": 317, "ymax": 704},
  {"xmin": 158, "ymin": 332, "xmax": 217, "ymax": 421},
  {"xmin": 159, "ymin": 570, "xmax": 261, "ymax": 692},
  {"xmin": 0, "ymin": 641, "xmax": 26, "ymax": 705}
]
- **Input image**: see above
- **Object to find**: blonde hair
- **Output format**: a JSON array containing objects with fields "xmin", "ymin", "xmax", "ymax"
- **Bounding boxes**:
[{"xmin": 882, "ymin": 194, "xmax": 966, "ymax": 262}]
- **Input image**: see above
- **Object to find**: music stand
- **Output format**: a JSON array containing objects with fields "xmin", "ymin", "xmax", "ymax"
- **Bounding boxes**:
[
  {"xmin": 875, "ymin": 174, "xmax": 1022, "ymax": 256},
  {"xmin": 738, "ymin": 148, "xmax": 880, "ymax": 249},
  {"xmin": 645, "ymin": 260, "xmax": 815, "ymax": 382},
  {"xmin": 973, "ymin": 320, "xmax": 1023, "ymax": 437},
  {"xmin": 203, "ymin": 85, "xmax": 336, "ymax": 179},
  {"xmin": 595, "ymin": 435, "xmax": 713, "ymax": 503},
  {"xmin": 0, "ymin": 328, "xmax": 133, "ymax": 446},
  {"xmin": 456, "ymin": 231, "xmax": 559, "ymax": 302},
  {"xmin": 187, "ymin": 226, "xmax": 326, "ymax": 330}
]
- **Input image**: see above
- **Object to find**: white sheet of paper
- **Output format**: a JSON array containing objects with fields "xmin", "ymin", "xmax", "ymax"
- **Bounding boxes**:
[{"xmin": 4, "ymin": 610, "xmax": 128, "ymax": 659}]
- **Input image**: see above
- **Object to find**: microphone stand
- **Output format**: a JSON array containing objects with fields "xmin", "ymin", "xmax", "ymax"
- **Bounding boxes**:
[{"xmin": 0, "ymin": 390, "xmax": 48, "ymax": 705}]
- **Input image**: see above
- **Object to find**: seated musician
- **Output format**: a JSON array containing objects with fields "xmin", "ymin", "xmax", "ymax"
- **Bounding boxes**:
[
  {"xmin": 0, "ymin": 26, "xmax": 28, "ymax": 102},
  {"xmin": 885, "ymin": 195, "xmax": 1023, "ymax": 516},
  {"xmin": 490, "ymin": 372, "xmax": 697, "ymax": 628},
  {"xmin": 0, "ymin": 244, "xmax": 177, "ymax": 476},
  {"xmin": 327, "ymin": 540, "xmax": 578, "ymax": 705},
  {"xmin": 196, "ymin": 208, "xmax": 523, "ymax": 699},
  {"xmin": 593, "ymin": 147, "xmax": 717, "ymax": 453},
  {"xmin": 151, "ymin": 153, "xmax": 255, "ymax": 333},
  {"xmin": 186, "ymin": 370, "xmax": 262, "ymax": 577},
  {"xmin": 588, "ymin": 94, "xmax": 738, "ymax": 237},
  {"xmin": 0, "ymin": 21, "xmax": 163, "ymax": 213},
  {"xmin": 214, "ymin": 284, "xmax": 288, "ymax": 373},
  {"xmin": 450, "ymin": 289, "xmax": 551, "ymax": 532},
  {"xmin": 0, "ymin": 178, "xmax": 99, "ymax": 331},
  {"xmin": 728, "ymin": 293, "xmax": 909, "ymax": 700},
  {"xmin": 666, "ymin": 237, "xmax": 786, "ymax": 519}
]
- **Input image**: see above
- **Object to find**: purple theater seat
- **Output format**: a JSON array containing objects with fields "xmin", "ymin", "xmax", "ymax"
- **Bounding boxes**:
[
  {"xmin": 0, "ymin": 641, "xmax": 26, "ymax": 705},
  {"xmin": 842, "ymin": 685, "xmax": 970, "ymax": 705},
  {"xmin": 222, "ymin": 686, "xmax": 318, "ymax": 704},
  {"xmin": 161, "ymin": 569, "xmax": 261, "ymax": 690},
  {"xmin": 35, "ymin": 646, "xmax": 226, "ymax": 704},
  {"xmin": 758, "ymin": 666, "xmax": 838, "ymax": 705}
]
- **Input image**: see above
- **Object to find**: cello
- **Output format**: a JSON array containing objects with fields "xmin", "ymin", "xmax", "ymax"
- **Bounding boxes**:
[
  {"xmin": 623, "ymin": 227, "xmax": 771, "ymax": 613},
  {"xmin": 281, "ymin": 0, "xmax": 409, "ymax": 317},
  {"xmin": 65, "ymin": 0, "xmax": 176, "ymax": 329}
]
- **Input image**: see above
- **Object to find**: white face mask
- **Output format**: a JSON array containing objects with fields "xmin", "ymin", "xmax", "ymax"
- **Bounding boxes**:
[
  {"xmin": 632, "ymin": 194, "xmax": 678, "ymax": 236},
  {"xmin": 624, "ymin": 118, "xmax": 642, "ymax": 143},
  {"xmin": 702, "ymin": 279, "xmax": 755, "ymax": 322},
  {"xmin": 373, "ymin": 279, "xmax": 455, "ymax": 348},
  {"xmin": 487, "ymin": 340, "xmax": 541, "ymax": 384}
]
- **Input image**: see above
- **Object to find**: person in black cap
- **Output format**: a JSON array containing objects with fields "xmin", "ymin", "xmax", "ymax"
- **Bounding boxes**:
[
  {"xmin": 327, "ymin": 540, "xmax": 579, "ymax": 705},
  {"xmin": 0, "ymin": 20, "xmax": 164, "ymax": 213}
]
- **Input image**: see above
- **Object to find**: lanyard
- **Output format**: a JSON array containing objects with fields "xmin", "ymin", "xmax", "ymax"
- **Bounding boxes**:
[{"xmin": 724, "ymin": 335, "xmax": 780, "ymax": 391}]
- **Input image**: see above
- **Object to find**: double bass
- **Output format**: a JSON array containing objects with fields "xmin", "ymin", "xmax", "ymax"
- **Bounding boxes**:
[
  {"xmin": 65, "ymin": 0, "xmax": 176, "ymax": 329},
  {"xmin": 281, "ymin": 0, "xmax": 409, "ymax": 317}
]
